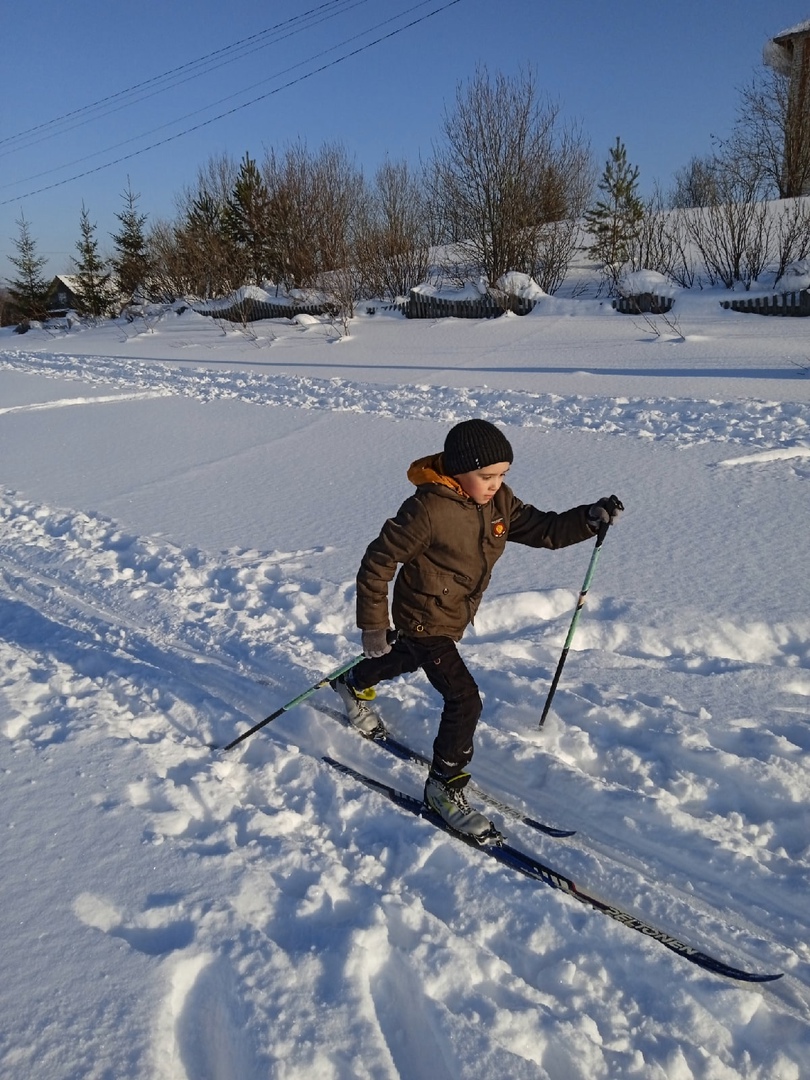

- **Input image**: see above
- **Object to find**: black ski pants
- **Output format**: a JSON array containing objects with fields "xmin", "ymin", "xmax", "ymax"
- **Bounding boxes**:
[{"xmin": 351, "ymin": 634, "xmax": 482, "ymax": 774}]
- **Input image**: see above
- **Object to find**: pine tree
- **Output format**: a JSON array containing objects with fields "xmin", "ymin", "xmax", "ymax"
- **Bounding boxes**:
[
  {"xmin": 7, "ymin": 213, "xmax": 49, "ymax": 321},
  {"xmin": 177, "ymin": 190, "xmax": 238, "ymax": 299},
  {"xmin": 73, "ymin": 203, "xmax": 112, "ymax": 318},
  {"xmin": 223, "ymin": 152, "xmax": 277, "ymax": 285},
  {"xmin": 111, "ymin": 180, "xmax": 150, "ymax": 303},
  {"xmin": 584, "ymin": 137, "xmax": 645, "ymax": 290}
]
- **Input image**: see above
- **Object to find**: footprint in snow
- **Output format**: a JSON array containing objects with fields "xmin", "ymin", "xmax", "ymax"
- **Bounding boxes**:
[
  {"xmin": 73, "ymin": 893, "xmax": 262, "ymax": 1079},
  {"xmin": 72, "ymin": 892, "xmax": 196, "ymax": 955}
]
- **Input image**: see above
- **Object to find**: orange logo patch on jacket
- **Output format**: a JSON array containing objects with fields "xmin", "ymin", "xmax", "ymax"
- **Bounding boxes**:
[{"xmin": 492, "ymin": 519, "xmax": 506, "ymax": 538}]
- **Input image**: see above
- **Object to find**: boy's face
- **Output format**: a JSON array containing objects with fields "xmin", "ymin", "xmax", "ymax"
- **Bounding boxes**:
[{"xmin": 454, "ymin": 462, "xmax": 511, "ymax": 505}]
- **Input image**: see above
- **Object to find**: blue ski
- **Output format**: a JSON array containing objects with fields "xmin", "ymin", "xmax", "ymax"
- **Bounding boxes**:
[
  {"xmin": 324, "ymin": 756, "xmax": 783, "ymax": 985},
  {"xmin": 313, "ymin": 701, "xmax": 574, "ymax": 838}
]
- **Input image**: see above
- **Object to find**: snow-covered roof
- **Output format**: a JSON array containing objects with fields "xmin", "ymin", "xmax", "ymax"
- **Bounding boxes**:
[
  {"xmin": 773, "ymin": 19, "xmax": 810, "ymax": 43},
  {"xmin": 51, "ymin": 274, "xmax": 81, "ymax": 290},
  {"xmin": 49, "ymin": 273, "xmax": 120, "ymax": 297}
]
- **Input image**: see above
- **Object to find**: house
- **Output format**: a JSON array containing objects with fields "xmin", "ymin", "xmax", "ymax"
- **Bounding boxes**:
[
  {"xmin": 46, "ymin": 275, "xmax": 82, "ymax": 316},
  {"xmin": 766, "ymin": 19, "xmax": 810, "ymax": 196},
  {"xmin": 45, "ymin": 274, "xmax": 121, "ymax": 317}
]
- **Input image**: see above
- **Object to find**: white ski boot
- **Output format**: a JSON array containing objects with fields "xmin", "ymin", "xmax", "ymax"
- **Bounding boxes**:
[
  {"xmin": 331, "ymin": 674, "xmax": 385, "ymax": 738},
  {"xmin": 424, "ymin": 771, "xmax": 500, "ymax": 843}
]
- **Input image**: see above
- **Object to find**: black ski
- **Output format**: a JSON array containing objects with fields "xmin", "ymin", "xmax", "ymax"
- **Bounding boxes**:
[
  {"xmin": 312, "ymin": 701, "xmax": 574, "ymax": 838},
  {"xmin": 324, "ymin": 756, "xmax": 783, "ymax": 985}
]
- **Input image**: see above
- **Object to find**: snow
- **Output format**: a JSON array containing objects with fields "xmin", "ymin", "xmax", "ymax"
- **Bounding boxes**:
[
  {"xmin": 776, "ymin": 258, "xmax": 810, "ymax": 294},
  {"xmin": 0, "ymin": 290, "xmax": 809, "ymax": 1079},
  {"xmin": 774, "ymin": 19, "xmax": 810, "ymax": 40},
  {"xmin": 495, "ymin": 272, "xmax": 548, "ymax": 300},
  {"xmin": 618, "ymin": 269, "xmax": 680, "ymax": 298}
]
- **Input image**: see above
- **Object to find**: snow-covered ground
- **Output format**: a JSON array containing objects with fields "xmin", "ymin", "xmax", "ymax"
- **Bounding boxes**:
[{"xmin": 1, "ymin": 292, "xmax": 809, "ymax": 1079}]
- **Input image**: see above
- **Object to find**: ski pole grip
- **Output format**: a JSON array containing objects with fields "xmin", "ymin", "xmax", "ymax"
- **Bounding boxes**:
[
  {"xmin": 607, "ymin": 494, "xmax": 624, "ymax": 514},
  {"xmin": 597, "ymin": 495, "xmax": 624, "ymax": 543}
]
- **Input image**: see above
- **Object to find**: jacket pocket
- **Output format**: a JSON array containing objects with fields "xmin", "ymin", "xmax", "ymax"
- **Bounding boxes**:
[{"xmin": 394, "ymin": 565, "xmax": 471, "ymax": 630}]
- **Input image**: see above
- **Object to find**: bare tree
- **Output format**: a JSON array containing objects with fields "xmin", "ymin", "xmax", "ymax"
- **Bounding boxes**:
[
  {"xmin": 528, "ymin": 122, "xmax": 593, "ymax": 293},
  {"xmin": 669, "ymin": 155, "xmax": 719, "ymax": 209},
  {"xmin": 144, "ymin": 219, "xmax": 187, "ymax": 303},
  {"xmin": 770, "ymin": 196, "xmax": 810, "ymax": 283},
  {"xmin": 313, "ymin": 143, "xmax": 365, "ymax": 275},
  {"xmin": 704, "ymin": 53, "xmax": 810, "ymax": 202},
  {"xmin": 262, "ymin": 141, "xmax": 365, "ymax": 291},
  {"xmin": 670, "ymin": 53, "xmax": 808, "ymax": 206},
  {"xmin": 262, "ymin": 143, "xmax": 317, "ymax": 289},
  {"xmin": 626, "ymin": 187, "xmax": 697, "ymax": 288},
  {"xmin": 683, "ymin": 158, "xmax": 773, "ymax": 289},
  {"xmin": 429, "ymin": 66, "xmax": 593, "ymax": 287},
  {"xmin": 353, "ymin": 158, "xmax": 432, "ymax": 300},
  {"xmin": 527, "ymin": 220, "xmax": 580, "ymax": 295},
  {"xmin": 728, "ymin": 68, "xmax": 793, "ymax": 197}
]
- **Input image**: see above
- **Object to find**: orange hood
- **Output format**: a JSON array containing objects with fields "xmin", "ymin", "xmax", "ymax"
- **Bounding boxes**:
[{"xmin": 406, "ymin": 453, "xmax": 468, "ymax": 497}]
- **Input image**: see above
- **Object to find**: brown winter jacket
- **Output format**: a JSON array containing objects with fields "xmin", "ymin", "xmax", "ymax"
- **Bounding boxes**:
[{"xmin": 356, "ymin": 454, "xmax": 597, "ymax": 641}]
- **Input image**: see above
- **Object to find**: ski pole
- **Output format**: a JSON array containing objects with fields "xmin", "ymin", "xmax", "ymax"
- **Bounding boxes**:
[
  {"xmin": 219, "ymin": 652, "xmax": 364, "ymax": 752},
  {"xmin": 539, "ymin": 496, "xmax": 623, "ymax": 729},
  {"xmin": 219, "ymin": 631, "xmax": 396, "ymax": 752}
]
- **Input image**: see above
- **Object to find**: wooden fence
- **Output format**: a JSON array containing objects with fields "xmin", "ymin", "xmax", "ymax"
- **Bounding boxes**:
[
  {"xmin": 406, "ymin": 289, "xmax": 538, "ymax": 319},
  {"xmin": 612, "ymin": 293, "xmax": 675, "ymax": 314},
  {"xmin": 195, "ymin": 289, "xmax": 544, "ymax": 323},
  {"xmin": 720, "ymin": 289, "xmax": 810, "ymax": 316},
  {"xmin": 195, "ymin": 297, "xmax": 338, "ymax": 323},
  {"xmin": 190, "ymin": 285, "xmax": 810, "ymax": 323}
]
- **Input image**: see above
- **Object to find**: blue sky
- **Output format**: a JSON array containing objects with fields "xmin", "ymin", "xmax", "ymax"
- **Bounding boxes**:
[{"xmin": 2, "ymin": 0, "xmax": 808, "ymax": 281}]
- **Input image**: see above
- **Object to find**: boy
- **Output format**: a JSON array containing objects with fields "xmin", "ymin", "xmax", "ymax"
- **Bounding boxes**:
[{"xmin": 332, "ymin": 419, "xmax": 622, "ymax": 840}]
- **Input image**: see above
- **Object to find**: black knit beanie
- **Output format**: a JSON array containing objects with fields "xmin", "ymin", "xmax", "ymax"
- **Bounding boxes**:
[{"xmin": 442, "ymin": 419, "xmax": 514, "ymax": 476}]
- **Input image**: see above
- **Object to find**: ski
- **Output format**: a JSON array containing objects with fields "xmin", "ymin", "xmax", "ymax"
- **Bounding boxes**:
[
  {"xmin": 324, "ymin": 756, "xmax": 783, "ymax": 985},
  {"xmin": 312, "ymin": 700, "xmax": 574, "ymax": 838}
]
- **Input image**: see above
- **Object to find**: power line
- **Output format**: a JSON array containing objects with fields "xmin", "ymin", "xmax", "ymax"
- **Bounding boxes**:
[
  {"xmin": 0, "ymin": 0, "xmax": 400, "ymax": 192},
  {"xmin": 1, "ymin": 0, "xmax": 462, "ymax": 208},
  {"xmin": 0, "ymin": 1, "xmax": 362, "ymax": 154}
]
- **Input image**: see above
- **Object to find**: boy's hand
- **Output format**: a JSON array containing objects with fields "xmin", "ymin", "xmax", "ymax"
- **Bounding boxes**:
[
  {"xmin": 587, "ymin": 495, "xmax": 624, "ymax": 528},
  {"xmin": 362, "ymin": 629, "xmax": 393, "ymax": 658}
]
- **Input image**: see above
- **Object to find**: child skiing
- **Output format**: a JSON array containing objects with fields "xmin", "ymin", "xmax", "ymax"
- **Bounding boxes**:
[{"xmin": 332, "ymin": 418, "xmax": 622, "ymax": 840}]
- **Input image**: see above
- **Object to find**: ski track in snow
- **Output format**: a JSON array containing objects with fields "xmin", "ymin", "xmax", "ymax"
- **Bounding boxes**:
[
  {"xmin": 2, "ymin": 347, "xmax": 809, "ymax": 451},
  {"xmin": 2, "ymin": 338, "xmax": 810, "ymax": 1077},
  {"xmin": 0, "ymin": 389, "xmax": 170, "ymax": 416},
  {"xmin": 2, "ymin": 483, "xmax": 810, "ymax": 1077}
]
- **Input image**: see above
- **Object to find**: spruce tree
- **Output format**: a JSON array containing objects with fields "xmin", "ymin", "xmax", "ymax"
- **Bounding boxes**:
[
  {"xmin": 73, "ymin": 203, "xmax": 112, "ymax": 318},
  {"xmin": 223, "ymin": 152, "xmax": 277, "ymax": 285},
  {"xmin": 7, "ymin": 213, "xmax": 49, "ymax": 321},
  {"xmin": 111, "ymin": 180, "xmax": 150, "ymax": 302},
  {"xmin": 179, "ymin": 190, "xmax": 237, "ymax": 298},
  {"xmin": 584, "ymin": 137, "xmax": 645, "ymax": 290},
  {"xmin": 72, "ymin": 203, "xmax": 112, "ymax": 315}
]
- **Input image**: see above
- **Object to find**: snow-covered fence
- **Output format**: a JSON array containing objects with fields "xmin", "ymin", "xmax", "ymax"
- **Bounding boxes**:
[
  {"xmin": 406, "ymin": 289, "xmax": 539, "ymax": 319},
  {"xmin": 407, "ymin": 289, "xmax": 499, "ymax": 319},
  {"xmin": 612, "ymin": 293, "xmax": 675, "ymax": 315},
  {"xmin": 494, "ymin": 293, "xmax": 541, "ymax": 316},
  {"xmin": 720, "ymin": 290, "xmax": 810, "ymax": 316},
  {"xmin": 195, "ymin": 297, "xmax": 338, "ymax": 322}
]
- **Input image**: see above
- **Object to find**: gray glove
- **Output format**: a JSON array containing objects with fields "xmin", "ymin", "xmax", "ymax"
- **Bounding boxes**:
[
  {"xmin": 587, "ymin": 495, "xmax": 624, "ymax": 528},
  {"xmin": 362, "ymin": 629, "xmax": 392, "ymax": 658}
]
